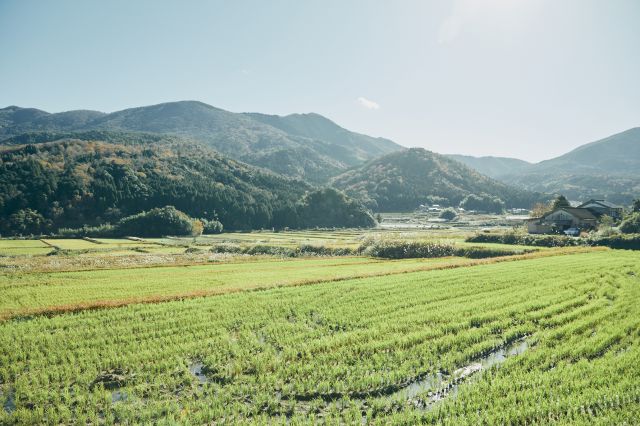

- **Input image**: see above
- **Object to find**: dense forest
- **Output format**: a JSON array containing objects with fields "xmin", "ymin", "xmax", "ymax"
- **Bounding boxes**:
[
  {"xmin": 331, "ymin": 148, "xmax": 547, "ymax": 212},
  {"xmin": 0, "ymin": 133, "xmax": 375, "ymax": 236}
]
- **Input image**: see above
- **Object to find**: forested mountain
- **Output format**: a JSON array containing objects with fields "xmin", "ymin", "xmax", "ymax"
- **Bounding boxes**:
[
  {"xmin": 87, "ymin": 101, "xmax": 348, "ymax": 182},
  {"xmin": 331, "ymin": 148, "xmax": 545, "ymax": 212},
  {"xmin": 0, "ymin": 102, "xmax": 402, "ymax": 183},
  {"xmin": 247, "ymin": 112, "xmax": 399, "ymax": 165},
  {"xmin": 498, "ymin": 128, "xmax": 640, "ymax": 204},
  {"xmin": 445, "ymin": 154, "xmax": 531, "ymax": 179},
  {"xmin": 8, "ymin": 101, "xmax": 637, "ymax": 218},
  {"xmin": 0, "ymin": 132, "xmax": 375, "ymax": 235}
]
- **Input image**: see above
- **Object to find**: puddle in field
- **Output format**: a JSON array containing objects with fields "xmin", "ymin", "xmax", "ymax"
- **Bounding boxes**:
[
  {"xmin": 278, "ymin": 337, "xmax": 532, "ymax": 420},
  {"xmin": 111, "ymin": 390, "xmax": 128, "ymax": 403},
  {"xmin": 189, "ymin": 362, "xmax": 208, "ymax": 384},
  {"xmin": 3, "ymin": 389, "xmax": 16, "ymax": 413},
  {"xmin": 180, "ymin": 339, "xmax": 530, "ymax": 420},
  {"xmin": 390, "ymin": 337, "xmax": 530, "ymax": 409},
  {"xmin": 90, "ymin": 368, "xmax": 134, "ymax": 404},
  {"xmin": 257, "ymin": 335, "xmax": 266, "ymax": 345}
]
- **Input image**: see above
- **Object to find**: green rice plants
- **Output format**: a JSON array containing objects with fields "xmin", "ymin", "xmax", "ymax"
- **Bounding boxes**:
[{"xmin": 0, "ymin": 250, "xmax": 638, "ymax": 423}]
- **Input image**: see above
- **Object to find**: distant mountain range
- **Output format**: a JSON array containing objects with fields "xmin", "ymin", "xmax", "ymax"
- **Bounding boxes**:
[
  {"xmin": 447, "ymin": 128, "xmax": 640, "ymax": 204},
  {"xmin": 445, "ymin": 154, "xmax": 531, "ymax": 179},
  {"xmin": 1, "ymin": 101, "xmax": 637, "ymax": 228},
  {"xmin": 0, "ymin": 101, "xmax": 402, "ymax": 183},
  {"xmin": 332, "ymin": 148, "xmax": 544, "ymax": 211},
  {"xmin": 527, "ymin": 128, "xmax": 640, "ymax": 175}
]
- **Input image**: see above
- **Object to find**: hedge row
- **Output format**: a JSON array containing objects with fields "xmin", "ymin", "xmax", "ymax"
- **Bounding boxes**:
[
  {"xmin": 361, "ymin": 240, "xmax": 457, "ymax": 259},
  {"xmin": 466, "ymin": 232, "xmax": 640, "ymax": 250},
  {"xmin": 208, "ymin": 241, "xmax": 529, "ymax": 259},
  {"xmin": 359, "ymin": 239, "xmax": 530, "ymax": 259},
  {"xmin": 209, "ymin": 244, "xmax": 357, "ymax": 257}
]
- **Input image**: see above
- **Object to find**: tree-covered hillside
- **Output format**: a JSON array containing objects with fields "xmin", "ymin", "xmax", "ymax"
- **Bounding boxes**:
[
  {"xmin": 247, "ymin": 112, "xmax": 400, "ymax": 166},
  {"xmin": 0, "ymin": 102, "xmax": 402, "ymax": 183},
  {"xmin": 0, "ymin": 133, "xmax": 375, "ymax": 235},
  {"xmin": 332, "ymin": 148, "xmax": 545, "ymax": 212}
]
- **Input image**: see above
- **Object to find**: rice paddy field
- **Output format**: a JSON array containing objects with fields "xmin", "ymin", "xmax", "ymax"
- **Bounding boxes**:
[
  {"xmin": 0, "ymin": 240, "xmax": 53, "ymax": 257},
  {"xmin": 0, "ymin": 230, "xmax": 639, "ymax": 424},
  {"xmin": 0, "ymin": 228, "xmax": 534, "ymax": 259}
]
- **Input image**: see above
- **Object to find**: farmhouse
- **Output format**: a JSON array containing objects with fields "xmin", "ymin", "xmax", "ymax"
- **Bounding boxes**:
[
  {"xmin": 527, "ymin": 207, "xmax": 597, "ymax": 234},
  {"xmin": 577, "ymin": 199, "xmax": 623, "ymax": 219}
]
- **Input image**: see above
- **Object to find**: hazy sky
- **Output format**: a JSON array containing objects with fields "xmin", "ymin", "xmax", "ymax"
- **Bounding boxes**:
[{"xmin": 1, "ymin": 0, "xmax": 639, "ymax": 162}]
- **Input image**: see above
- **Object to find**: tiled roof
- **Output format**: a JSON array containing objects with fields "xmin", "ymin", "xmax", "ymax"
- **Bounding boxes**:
[
  {"xmin": 578, "ymin": 199, "xmax": 623, "ymax": 209},
  {"xmin": 544, "ymin": 207, "xmax": 597, "ymax": 221}
]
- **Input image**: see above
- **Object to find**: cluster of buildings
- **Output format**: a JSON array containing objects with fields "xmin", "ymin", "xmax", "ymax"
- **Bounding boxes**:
[{"xmin": 527, "ymin": 199, "xmax": 623, "ymax": 234}]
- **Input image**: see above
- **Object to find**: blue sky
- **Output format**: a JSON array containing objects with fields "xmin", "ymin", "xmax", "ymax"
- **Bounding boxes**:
[{"xmin": 1, "ymin": 0, "xmax": 639, "ymax": 162}]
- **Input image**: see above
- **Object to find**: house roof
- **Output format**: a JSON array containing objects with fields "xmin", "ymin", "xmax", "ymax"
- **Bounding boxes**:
[
  {"xmin": 578, "ymin": 199, "xmax": 622, "ymax": 209},
  {"xmin": 543, "ymin": 207, "xmax": 597, "ymax": 221}
]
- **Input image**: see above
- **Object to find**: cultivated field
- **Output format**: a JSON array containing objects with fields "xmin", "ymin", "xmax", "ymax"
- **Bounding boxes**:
[{"xmin": 0, "ymin": 230, "xmax": 639, "ymax": 423}]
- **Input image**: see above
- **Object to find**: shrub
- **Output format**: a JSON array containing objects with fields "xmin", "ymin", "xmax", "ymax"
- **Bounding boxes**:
[
  {"xmin": 361, "ymin": 239, "xmax": 457, "ymax": 259},
  {"xmin": 208, "ymin": 243, "xmax": 356, "ymax": 257},
  {"xmin": 298, "ymin": 245, "xmax": 355, "ymax": 256},
  {"xmin": 439, "ymin": 208, "xmax": 457, "ymax": 221},
  {"xmin": 191, "ymin": 220, "xmax": 204, "ymax": 237},
  {"xmin": 466, "ymin": 232, "xmax": 640, "ymax": 250},
  {"xmin": 202, "ymin": 219, "xmax": 224, "ymax": 234},
  {"xmin": 595, "ymin": 225, "xmax": 619, "ymax": 238},
  {"xmin": 116, "ymin": 206, "xmax": 196, "ymax": 237},
  {"xmin": 619, "ymin": 212, "xmax": 640, "ymax": 234},
  {"xmin": 466, "ymin": 233, "xmax": 582, "ymax": 248},
  {"xmin": 589, "ymin": 234, "xmax": 640, "ymax": 250},
  {"xmin": 184, "ymin": 247, "xmax": 204, "ymax": 254},
  {"xmin": 460, "ymin": 194, "xmax": 505, "ymax": 214},
  {"xmin": 209, "ymin": 244, "xmax": 243, "ymax": 254},
  {"xmin": 57, "ymin": 224, "xmax": 116, "ymax": 238},
  {"xmin": 360, "ymin": 238, "xmax": 530, "ymax": 259},
  {"xmin": 245, "ymin": 245, "xmax": 296, "ymax": 257},
  {"xmin": 455, "ymin": 246, "xmax": 529, "ymax": 259}
]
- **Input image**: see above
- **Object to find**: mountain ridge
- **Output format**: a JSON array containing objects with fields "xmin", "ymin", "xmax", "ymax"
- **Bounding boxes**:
[
  {"xmin": 3, "ymin": 102, "xmax": 637, "ymax": 205},
  {"xmin": 0, "ymin": 101, "xmax": 403, "ymax": 183},
  {"xmin": 443, "ymin": 128, "xmax": 639, "ymax": 204},
  {"xmin": 445, "ymin": 154, "xmax": 531, "ymax": 178},
  {"xmin": 499, "ymin": 128, "xmax": 640, "ymax": 203}
]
